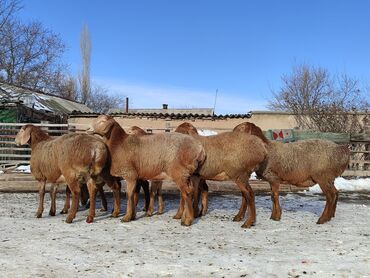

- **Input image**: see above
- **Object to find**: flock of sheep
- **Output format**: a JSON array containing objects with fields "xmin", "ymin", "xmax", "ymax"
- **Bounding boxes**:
[{"xmin": 14, "ymin": 115, "xmax": 350, "ymax": 228}]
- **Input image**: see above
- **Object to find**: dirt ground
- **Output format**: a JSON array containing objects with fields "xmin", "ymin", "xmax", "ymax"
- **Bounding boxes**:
[{"xmin": 0, "ymin": 191, "xmax": 369, "ymax": 277}]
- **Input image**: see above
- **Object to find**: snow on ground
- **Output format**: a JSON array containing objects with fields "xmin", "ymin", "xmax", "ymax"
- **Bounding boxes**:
[
  {"xmin": 309, "ymin": 177, "xmax": 370, "ymax": 193},
  {"xmin": 13, "ymin": 165, "xmax": 31, "ymax": 173},
  {"xmin": 0, "ymin": 192, "xmax": 369, "ymax": 277}
]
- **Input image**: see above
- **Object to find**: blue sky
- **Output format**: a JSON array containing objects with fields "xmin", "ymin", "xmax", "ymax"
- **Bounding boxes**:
[{"xmin": 19, "ymin": 0, "xmax": 370, "ymax": 114}]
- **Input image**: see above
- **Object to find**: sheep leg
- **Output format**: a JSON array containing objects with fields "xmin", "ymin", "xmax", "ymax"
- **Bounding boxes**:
[
  {"xmin": 233, "ymin": 181, "xmax": 248, "ymax": 222},
  {"xmin": 80, "ymin": 184, "xmax": 89, "ymax": 206},
  {"xmin": 243, "ymin": 181, "xmax": 256, "ymax": 228},
  {"xmin": 147, "ymin": 181, "xmax": 157, "ymax": 217},
  {"xmin": 61, "ymin": 186, "xmax": 71, "ymax": 214},
  {"xmin": 236, "ymin": 180, "xmax": 256, "ymax": 228},
  {"xmin": 98, "ymin": 184, "xmax": 108, "ymax": 212},
  {"xmin": 173, "ymin": 195, "xmax": 185, "ymax": 219},
  {"xmin": 49, "ymin": 184, "xmax": 57, "ymax": 216},
  {"xmin": 142, "ymin": 181, "xmax": 150, "ymax": 212},
  {"xmin": 133, "ymin": 181, "xmax": 141, "ymax": 211},
  {"xmin": 270, "ymin": 182, "xmax": 282, "ymax": 221},
  {"xmin": 147, "ymin": 188, "xmax": 155, "ymax": 217},
  {"xmin": 176, "ymin": 178, "xmax": 194, "ymax": 226},
  {"xmin": 36, "ymin": 181, "xmax": 46, "ymax": 218},
  {"xmin": 200, "ymin": 180, "xmax": 209, "ymax": 216},
  {"xmin": 105, "ymin": 178, "xmax": 121, "ymax": 217},
  {"xmin": 317, "ymin": 182, "xmax": 335, "ymax": 224},
  {"xmin": 157, "ymin": 182, "xmax": 164, "ymax": 215},
  {"xmin": 330, "ymin": 182, "xmax": 338, "ymax": 218},
  {"xmin": 121, "ymin": 179, "xmax": 137, "ymax": 222},
  {"xmin": 86, "ymin": 178, "xmax": 97, "ymax": 223},
  {"xmin": 190, "ymin": 175, "xmax": 201, "ymax": 218},
  {"xmin": 181, "ymin": 189, "xmax": 194, "ymax": 226},
  {"xmin": 65, "ymin": 181, "xmax": 80, "ymax": 224}
]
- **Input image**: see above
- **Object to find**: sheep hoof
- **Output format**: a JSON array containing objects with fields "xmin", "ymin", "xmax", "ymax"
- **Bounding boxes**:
[
  {"xmin": 60, "ymin": 209, "xmax": 68, "ymax": 214},
  {"xmin": 173, "ymin": 212, "xmax": 182, "ymax": 219},
  {"xmin": 65, "ymin": 216, "xmax": 73, "ymax": 224},
  {"xmin": 241, "ymin": 220, "xmax": 255, "ymax": 228},
  {"xmin": 157, "ymin": 209, "xmax": 164, "ymax": 215},
  {"xmin": 146, "ymin": 211, "xmax": 153, "ymax": 217},
  {"xmin": 49, "ymin": 211, "xmax": 56, "ymax": 216},
  {"xmin": 181, "ymin": 219, "xmax": 192, "ymax": 226},
  {"xmin": 121, "ymin": 215, "xmax": 131, "ymax": 222},
  {"xmin": 233, "ymin": 215, "xmax": 243, "ymax": 222},
  {"xmin": 270, "ymin": 215, "xmax": 281, "ymax": 221},
  {"xmin": 111, "ymin": 211, "xmax": 120, "ymax": 218},
  {"xmin": 86, "ymin": 216, "xmax": 94, "ymax": 223},
  {"xmin": 35, "ymin": 212, "xmax": 42, "ymax": 218},
  {"xmin": 316, "ymin": 217, "xmax": 330, "ymax": 224},
  {"xmin": 100, "ymin": 207, "xmax": 108, "ymax": 212}
]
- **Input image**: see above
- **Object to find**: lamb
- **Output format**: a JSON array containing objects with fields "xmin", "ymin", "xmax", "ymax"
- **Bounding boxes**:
[
  {"xmin": 15, "ymin": 125, "xmax": 121, "ymax": 223},
  {"xmin": 233, "ymin": 122, "xmax": 350, "ymax": 224},
  {"xmin": 175, "ymin": 122, "xmax": 267, "ymax": 228},
  {"xmin": 127, "ymin": 126, "xmax": 164, "ymax": 216},
  {"xmin": 91, "ymin": 115, "xmax": 206, "ymax": 226}
]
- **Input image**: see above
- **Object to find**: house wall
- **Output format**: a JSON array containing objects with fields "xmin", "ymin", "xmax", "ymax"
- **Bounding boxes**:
[{"xmin": 68, "ymin": 112, "xmax": 298, "ymax": 132}]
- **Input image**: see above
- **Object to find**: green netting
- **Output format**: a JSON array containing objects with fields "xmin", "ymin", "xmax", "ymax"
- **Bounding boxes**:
[
  {"xmin": 265, "ymin": 129, "xmax": 350, "ymax": 143},
  {"xmin": 0, "ymin": 109, "xmax": 17, "ymax": 123}
]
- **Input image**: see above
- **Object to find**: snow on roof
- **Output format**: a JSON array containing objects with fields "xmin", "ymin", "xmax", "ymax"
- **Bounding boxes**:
[
  {"xmin": 198, "ymin": 129, "xmax": 218, "ymax": 136},
  {"xmin": 0, "ymin": 82, "xmax": 91, "ymax": 114}
]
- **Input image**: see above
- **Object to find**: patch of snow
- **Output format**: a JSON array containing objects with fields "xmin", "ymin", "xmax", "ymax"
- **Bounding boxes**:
[
  {"xmin": 0, "ymin": 170, "xmax": 3, "ymax": 175},
  {"xmin": 198, "ymin": 129, "xmax": 218, "ymax": 136},
  {"xmin": 309, "ymin": 177, "xmax": 370, "ymax": 193},
  {"xmin": 0, "ymin": 192, "xmax": 369, "ymax": 276},
  {"xmin": 250, "ymin": 172, "xmax": 257, "ymax": 180},
  {"xmin": 14, "ymin": 165, "xmax": 31, "ymax": 173}
]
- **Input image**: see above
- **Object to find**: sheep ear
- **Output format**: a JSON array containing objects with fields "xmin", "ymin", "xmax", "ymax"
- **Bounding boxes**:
[{"xmin": 17, "ymin": 127, "xmax": 31, "ymax": 145}]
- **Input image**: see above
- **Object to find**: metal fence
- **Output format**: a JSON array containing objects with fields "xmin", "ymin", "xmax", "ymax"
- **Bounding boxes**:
[{"xmin": 1, "ymin": 123, "xmax": 369, "ymax": 176}]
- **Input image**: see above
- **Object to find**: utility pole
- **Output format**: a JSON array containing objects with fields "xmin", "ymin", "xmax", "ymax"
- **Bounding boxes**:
[{"xmin": 213, "ymin": 88, "xmax": 218, "ymax": 117}]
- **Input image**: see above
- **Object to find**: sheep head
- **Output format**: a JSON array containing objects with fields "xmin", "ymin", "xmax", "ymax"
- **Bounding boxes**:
[
  {"xmin": 91, "ymin": 115, "xmax": 116, "ymax": 137},
  {"xmin": 175, "ymin": 122, "xmax": 199, "ymax": 136},
  {"xmin": 127, "ymin": 126, "xmax": 147, "ymax": 136},
  {"xmin": 15, "ymin": 125, "xmax": 33, "ymax": 146},
  {"xmin": 233, "ymin": 122, "xmax": 269, "ymax": 144}
]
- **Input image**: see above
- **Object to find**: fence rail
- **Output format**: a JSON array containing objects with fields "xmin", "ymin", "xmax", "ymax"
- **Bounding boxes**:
[
  {"xmin": 1, "ymin": 122, "xmax": 369, "ymax": 177},
  {"xmin": 0, "ymin": 123, "xmax": 85, "ymax": 171}
]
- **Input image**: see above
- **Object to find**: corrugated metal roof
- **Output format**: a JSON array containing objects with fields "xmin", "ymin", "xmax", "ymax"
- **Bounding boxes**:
[
  {"xmin": 108, "ymin": 108, "xmax": 214, "ymax": 115},
  {"xmin": 70, "ymin": 111, "xmax": 252, "ymax": 120},
  {"xmin": 0, "ymin": 82, "xmax": 91, "ymax": 114}
]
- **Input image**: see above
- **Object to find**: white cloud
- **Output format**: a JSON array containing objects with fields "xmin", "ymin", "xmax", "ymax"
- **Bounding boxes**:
[{"xmin": 93, "ymin": 78, "xmax": 268, "ymax": 114}]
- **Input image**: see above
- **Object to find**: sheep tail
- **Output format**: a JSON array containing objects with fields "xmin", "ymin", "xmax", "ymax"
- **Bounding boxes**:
[{"xmin": 194, "ymin": 148, "xmax": 206, "ymax": 175}]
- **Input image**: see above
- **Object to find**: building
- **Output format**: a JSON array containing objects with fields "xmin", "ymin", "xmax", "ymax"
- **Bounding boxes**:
[{"xmin": 0, "ymin": 82, "xmax": 91, "ymax": 123}]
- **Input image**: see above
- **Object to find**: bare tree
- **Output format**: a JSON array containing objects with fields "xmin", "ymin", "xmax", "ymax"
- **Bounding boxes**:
[
  {"xmin": 0, "ymin": 0, "xmax": 20, "ymax": 30},
  {"xmin": 0, "ymin": 18, "xmax": 66, "ymax": 91},
  {"xmin": 269, "ymin": 64, "xmax": 369, "ymax": 133},
  {"xmin": 79, "ymin": 24, "xmax": 91, "ymax": 104},
  {"xmin": 86, "ymin": 84, "xmax": 125, "ymax": 114},
  {"xmin": 50, "ymin": 73, "xmax": 79, "ymax": 101}
]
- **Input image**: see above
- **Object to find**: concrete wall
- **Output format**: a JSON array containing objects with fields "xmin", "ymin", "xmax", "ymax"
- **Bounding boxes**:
[{"xmin": 68, "ymin": 112, "xmax": 298, "ymax": 132}]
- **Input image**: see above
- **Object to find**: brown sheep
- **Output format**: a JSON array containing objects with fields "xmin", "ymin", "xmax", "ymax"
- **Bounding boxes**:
[
  {"xmin": 175, "ymin": 122, "xmax": 267, "ymax": 228},
  {"xmin": 127, "ymin": 126, "xmax": 164, "ymax": 216},
  {"xmin": 15, "ymin": 125, "xmax": 121, "ymax": 223},
  {"xmin": 91, "ymin": 115, "xmax": 206, "ymax": 226},
  {"xmin": 233, "ymin": 122, "xmax": 350, "ymax": 224}
]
